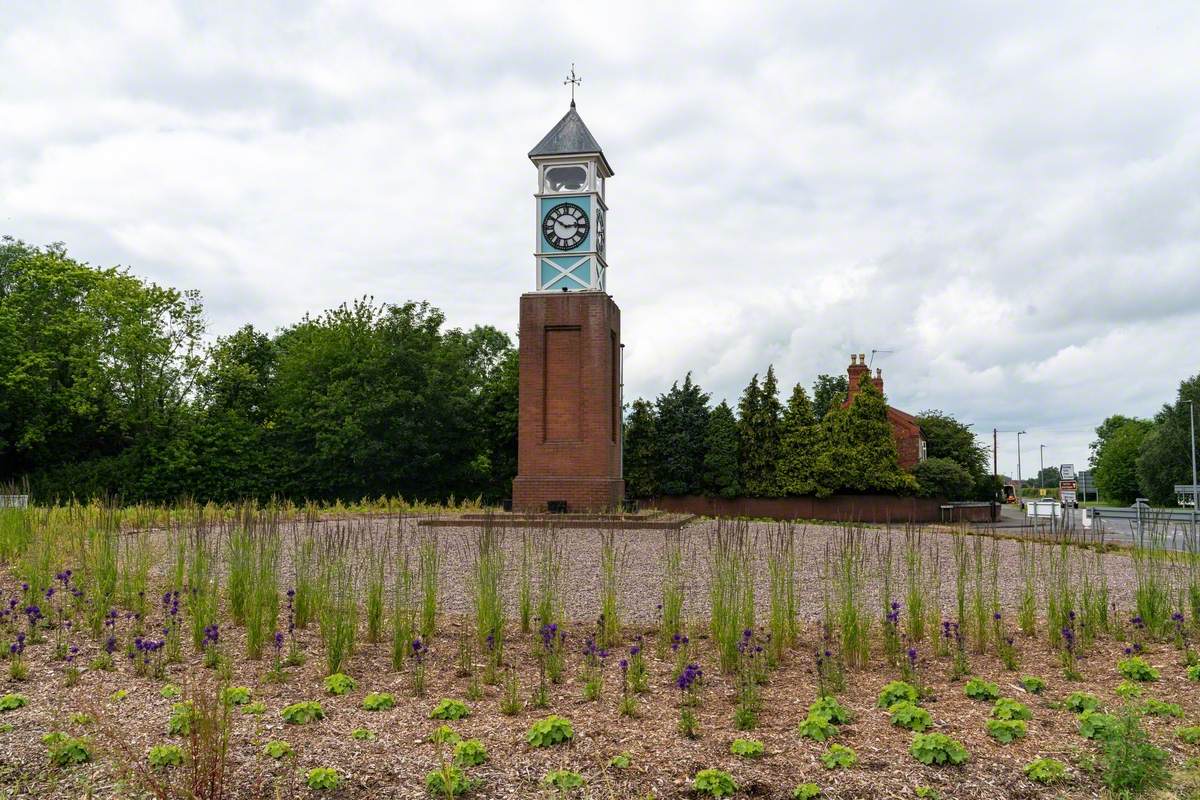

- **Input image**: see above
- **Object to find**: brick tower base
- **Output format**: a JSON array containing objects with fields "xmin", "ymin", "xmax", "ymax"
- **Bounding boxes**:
[{"xmin": 512, "ymin": 291, "xmax": 624, "ymax": 512}]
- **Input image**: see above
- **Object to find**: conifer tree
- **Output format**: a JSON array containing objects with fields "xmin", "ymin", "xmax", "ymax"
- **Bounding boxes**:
[
  {"xmin": 701, "ymin": 400, "xmax": 740, "ymax": 498},
  {"xmin": 816, "ymin": 375, "xmax": 916, "ymax": 494},
  {"xmin": 622, "ymin": 399, "xmax": 659, "ymax": 498},
  {"xmin": 738, "ymin": 366, "xmax": 784, "ymax": 497},
  {"xmin": 653, "ymin": 373, "xmax": 710, "ymax": 495},
  {"xmin": 777, "ymin": 382, "xmax": 822, "ymax": 495}
]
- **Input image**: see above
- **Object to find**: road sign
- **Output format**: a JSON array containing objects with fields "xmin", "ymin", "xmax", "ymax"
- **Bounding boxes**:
[
  {"xmin": 1059, "ymin": 480, "xmax": 1077, "ymax": 490},
  {"xmin": 1060, "ymin": 464, "xmax": 1076, "ymax": 481}
]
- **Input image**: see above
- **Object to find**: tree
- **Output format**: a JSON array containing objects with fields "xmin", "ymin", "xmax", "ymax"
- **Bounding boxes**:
[
  {"xmin": 816, "ymin": 375, "xmax": 917, "ymax": 495},
  {"xmin": 701, "ymin": 401, "xmax": 740, "ymax": 498},
  {"xmin": 1093, "ymin": 418, "xmax": 1152, "ymax": 504},
  {"xmin": 653, "ymin": 373, "xmax": 711, "ymax": 495},
  {"xmin": 777, "ymin": 383, "xmax": 822, "ymax": 495},
  {"xmin": 915, "ymin": 410, "xmax": 990, "ymax": 499},
  {"xmin": 1136, "ymin": 372, "xmax": 1200, "ymax": 506},
  {"xmin": 1090, "ymin": 414, "xmax": 1141, "ymax": 462},
  {"xmin": 1033, "ymin": 466, "xmax": 1061, "ymax": 490},
  {"xmin": 913, "ymin": 457, "xmax": 975, "ymax": 499},
  {"xmin": 622, "ymin": 399, "xmax": 658, "ymax": 498},
  {"xmin": 738, "ymin": 366, "xmax": 784, "ymax": 497},
  {"xmin": 812, "ymin": 374, "xmax": 848, "ymax": 422}
]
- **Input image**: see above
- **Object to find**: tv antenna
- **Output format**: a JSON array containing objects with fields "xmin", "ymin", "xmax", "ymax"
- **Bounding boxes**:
[{"xmin": 868, "ymin": 349, "xmax": 894, "ymax": 368}]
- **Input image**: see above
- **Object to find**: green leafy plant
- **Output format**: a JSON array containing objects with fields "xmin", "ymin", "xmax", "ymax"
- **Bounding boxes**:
[
  {"xmin": 692, "ymin": 768, "xmax": 738, "ymax": 798},
  {"xmin": 0, "ymin": 723, "xmax": 13, "ymax": 733},
  {"xmin": 1187, "ymin": 664, "xmax": 1200, "ymax": 681},
  {"xmin": 986, "ymin": 718, "xmax": 1027, "ymax": 744},
  {"xmin": 821, "ymin": 743, "xmax": 857, "ymax": 769},
  {"xmin": 877, "ymin": 680, "xmax": 919, "ymax": 708},
  {"xmin": 526, "ymin": 715, "xmax": 573, "ymax": 748},
  {"xmin": 110, "ymin": 689, "xmax": 128, "ymax": 702},
  {"xmin": 889, "ymin": 701, "xmax": 933, "ymax": 732},
  {"xmin": 1140, "ymin": 698, "xmax": 1183, "ymax": 717},
  {"xmin": 362, "ymin": 692, "xmax": 395, "ymax": 711},
  {"xmin": 792, "ymin": 784, "xmax": 821, "ymax": 800},
  {"xmin": 1116, "ymin": 655, "xmax": 1159, "ymax": 682},
  {"xmin": 429, "ymin": 724, "xmax": 461, "ymax": 745},
  {"xmin": 263, "ymin": 739, "xmax": 293, "ymax": 759},
  {"xmin": 167, "ymin": 702, "xmax": 195, "ymax": 736},
  {"xmin": 220, "ymin": 686, "xmax": 252, "ymax": 706},
  {"xmin": 608, "ymin": 752, "xmax": 631, "ymax": 769},
  {"xmin": 42, "ymin": 731, "xmax": 92, "ymax": 766},
  {"xmin": 1115, "ymin": 680, "xmax": 1143, "ymax": 701},
  {"xmin": 454, "ymin": 738, "xmax": 487, "ymax": 767},
  {"xmin": 809, "ymin": 695, "xmax": 853, "ymax": 725},
  {"xmin": 323, "ymin": 673, "xmax": 356, "ymax": 695},
  {"xmin": 1101, "ymin": 706, "xmax": 1169, "ymax": 797},
  {"xmin": 1064, "ymin": 691, "xmax": 1100, "ymax": 714},
  {"xmin": 1019, "ymin": 675, "xmax": 1045, "ymax": 694},
  {"xmin": 0, "ymin": 694, "xmax": 28, "ymax": 712},
  {"xmin": 351, "ymin": 727, "xmax": 375, "ymax": 741},
  {"xmin": 1177, "ymin": 726, "xmax": 1200, "ymax": 745},
  {"xmin": 1079, "ymin": 710, "xmax": 1118, "ymax": 740},
  {"xmin": 1023, "ymin": 757, "xmax": 1068, "ymax": 785},
  {"xmin": 913, "ymin": 787, "xmax": 940, "ymax": 799},
  {"xmin": 306, "ymin": 767, "xmax": 341, "ymax": 790},
  {"xmin": 542, "ymin": 769, "xmax": 585, "ymax": 791},
  {"xmin": 963, "ymin": 678, "xmax": 999, "ymax": 701},
  {"xmin": 797, "ymin": 712, "xmax": 839, "ymax": 742},
  {"xmin": 730, "ymin": 737, "xmax": 764, "ymax": 758},
  {"xmin": 991, "ymin": 697, "xmax": 1032, "ymax": 721},
  {"xmin": 425, "ymin": 764, "xmax": 471, "ymax": 797},
  {"xmin": 281, "ymin": 700, "xmax": 325, "ymax": 725},
  {"xmin": 69, "ymin": 712, "xmax": 93, "ymax": 726},
  {"xmin": 430, "ymin": 698, "xmax": 470, "ymax": 720},
  {"xmin": 910, "ymin": 733, "xmax": 968, "ymax": 766},
  {"xmin": 242, "ymin": 701, "xmax": 267, "ymax": 715},
  {"xmin": 160, "ymin": 683, "xmax": 181, "ymax": 699},
  {"xmin": 147, "ymin": 743, "xmax": 184, "ymax": 769}
]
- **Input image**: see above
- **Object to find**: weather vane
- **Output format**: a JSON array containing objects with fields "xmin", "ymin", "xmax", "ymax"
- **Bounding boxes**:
[{"xmin": 564, "ymin": 63, "xmax": 581, "ymax": 106}]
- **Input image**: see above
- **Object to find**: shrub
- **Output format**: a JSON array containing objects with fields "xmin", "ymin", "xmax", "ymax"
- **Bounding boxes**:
[
  {"xmin": 306, "ymin": 767, "xmax": 341, "ymax": 790},
  {"xmin": 1116, "ymin": 656, "xmax": 1159, "ymax": 682},
  {"xmin": 1064, "ymin": 692, "xmax": 1100, "ymax": 714},
  {"xmin": 1024, "ymin": 757, "xmax": 1068, "ymax": 785},
  {"xmin": 1141, "ymin": 698, "xmax": 1183, "ymax": 717},
  {"xmin": 821, "ymin": 743, "xmax": 857, "ymax": 769},
  {"xmin": 263, "ymin": 739, "xmax": 293, "ymax": 759},
  {"xmin": 241, "ymin": 701, "xmax": 267, "ymax": 715},
  {"xmin": 454, "ymin": 738, "xmax": 487, "ymax": 767},
  {"xmin": 608, "ymin": 752, "xmax": 631, "ymax": 769},
  {"xmin": 542, "ymin": 769, "xmax": 585, "ymax": 791},
  {"xmin": 220, "ymin": 686, "xmax": 252, "ymax": 706},
  {"xmin": 362, "ymin": 692, "xmax": 395, "ymax": 712},
  {"xmin": 1019, "ymin": 676, "xmax": 1045, "ymax": 694},
  {"xmin": 797, "ymin": 713, "xmax": 838, "ymax": 742},
  {"xmin": 986, "ymin": 718, "xmax": 1027, "ymax": 744},
  {"xmin": 809, "ymin": 696, "xmax": 853, "ymax": 724},
  {"xmin": 351, "ymin": 727, "xmax": 374, "ymax": 741},
  {"xmin": 888, "ymin": 701, "xmax": 932, "ymax": 732},
  {"xmin": 1188, "ymin": 664, "xmax": 1200, "ymax": 681},
  {"xmin": 430, "ymin": 698, "xmax": 470, "ymax": 720},
  {"xmin": 147, "ymin": 743, "xmax": 184, "ymax": 769},
  {"xmin": 1101, "ymin": 707, "xmax": 1169, "ymax": 797},
  {"xmin": 425, "ymin": 765, "xmax": 471, "ymax": 797},
  {"xmin": 429, "ymin": 724, "xmax": 461, "ymax": 745},
  {"xmin": 526, "ymin": 715, "xmax": 573, "ymax": 747},
  {"xmin": 0, "ymin": 694, "xmax": 28, "ymax": 712},
  {"xmin": 914, "ymin": 787, "xmax": 940, "ymax": 799},
  {"xmin": 281, "ymin": 701, "xmax": 325, "ymax": 725},
  {"xmin": 42, "ymin": 732, "xmax": 91, "ymax": 766},
  {"xmin": 910, "ymin": 733, "xmax": 968, "ymax": 766},
  {"xmin": 1115, "ymin": 680, "xmax": 1143, "ymax": 701},
  {"xmin": 877, "ymin": 680, "xmax": 919, "ymax": 708},
  {"xmin": 792, "ymin": 784, "xmax": 821, "ymax": 799},
  {"xmin": 167, "ymin": 702, "xmax": 195, "ymax": 736},
  {"xmin": 730, "ymin": 737, "xmax": 764, "ymax": 758},
  {"xmin": 991, "ymin": 698, "xmax": 1032, "ymax": 721},
  {"xmin": 1079, "ymin": 710, "xmax": 1118, "ymax": 740},
  {"xmin": 1177, "ymin": 726, "xmax": 1200, "ymax": 745},
  {"xmin": 693, "ymin": 768, "xmax": 738, "ymax": 797},
  {"xmin": 160, "ymin": 684, "xmax": 181, "ymax": 699},
  {"xmin": 963, "ymin": 678, "xmax": 999, "ymax": 701},
  {"xmin": 323, "ymin": 673, "xmax": 356, "ymax": 695}
]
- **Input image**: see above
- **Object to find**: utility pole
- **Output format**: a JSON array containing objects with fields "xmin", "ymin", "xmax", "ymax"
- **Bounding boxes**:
[
  {"xmin": 993, "ymin": 427, "xmax": 999, "ymax": 492},
  {"xmin": 1189, "ymin": 399, "xmax": 1197, "ymax": 541},
  {"xmin": 1039, "ymin": 444, "xmax": 1046, "ymax": 492},
  {"xmin": 1017, "ymin": 430, "xmax": 1026, "ymax": 487}
]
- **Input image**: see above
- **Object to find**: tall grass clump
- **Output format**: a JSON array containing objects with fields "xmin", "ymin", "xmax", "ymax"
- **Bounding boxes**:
[
  {"xmin": 186, "ymin": 524, "xmax": 221, "ymax": 652},
  {"xmin": 291, "ymin": 506, "xmax": 321, "ymax": 629},
  {"xmin": 419, "ymin": 530, "xmax": 441, "ymax": 639},
  {"xmin": 244, "ymin": 515, "xmax": 281, "ymax": 661},
  {"xmin": 1016, "ymin": 539, "xmax": 1038, "ymax": 636},
  {"xmin": 1131, "ymin": 522, "xmax": 1172, "ymax": 636},
  {"xmin": 391, "ymin": 541, "xmax": 416, "ymax": 671},
  {"xmin": 831, "ymin": 526, "xmax": 870, "ymax": 669},
  {"xmin": 318, "ymin": 555, "xmax": 357, "ymax": 677},
  {"xmin": 536, "ymin": 522, "xmax": 565, "ymax": 628},
  {"xmin": 365, "ymin": 523, "xmax": 393, "ymax": 645},
  {"xmin": 518, "ymin": 528, "xmax": 533, "ymax": 634},
  {"xmin": 709, "ymin": 520, "xmax": 755, "ymax": 673},
  {"xmin": 766, "ymin": 522, "xmax": 798, "ymax": 666},
  {"xmin": 470, "ymin": 518, "xmax": 505, "ymax": 680},
  {"xmin": 85, "ymin": 507, "xmax": 122, "ymax": 637},
  {"xmin": 659, "ymin": 530, "xmax": 685, "ymax": 653},
  {"xmin": 598, "ymin": 527, "xmax": 626, "ymax": 648},
  {"xmin": 118, "ymin": 529, "xmax": 153, "ymax": 620},
  {"xmin": 903, "ymin": 527, "xmax": 926, "ymax": 642}
]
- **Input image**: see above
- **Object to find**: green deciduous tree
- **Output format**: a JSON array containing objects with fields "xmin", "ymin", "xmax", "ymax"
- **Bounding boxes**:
[
  {"xmin": 915, "ymin": 410, "xmax": 991, "ymax": 500},
  {"xmin": 1136, "ymin": 373, "xmax": 1200, "ymax": 506},
  {"xmin": 913, "ymin": 457, "xmax": 974, "ymax": 499},
  {"xmin": 701, "ymin": 401, "xmax": 740, "ymax": 498},
  {"xmin": 1093, "ymin": 418, "xmax": 1153, "ymax": 505}
]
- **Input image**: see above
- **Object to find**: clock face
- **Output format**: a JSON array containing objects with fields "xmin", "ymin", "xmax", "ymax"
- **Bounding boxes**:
[
  {"xmin": 542, "ymin": 203, "xmax": 590, "ymax": 251},
  {"xmin": 595, "ymin": 209, "xmax": 606, "ymax": 258}
]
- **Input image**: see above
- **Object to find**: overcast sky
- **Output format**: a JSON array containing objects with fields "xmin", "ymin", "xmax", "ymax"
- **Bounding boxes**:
[{"xmin": 3, "ymin": 1, "xmax": 1198, "ymax": 479}]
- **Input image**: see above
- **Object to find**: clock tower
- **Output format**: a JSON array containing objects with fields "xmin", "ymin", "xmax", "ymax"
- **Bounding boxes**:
[{"xmin": 512, "ymin": 92, "xmax": 624, "ymax": 512}]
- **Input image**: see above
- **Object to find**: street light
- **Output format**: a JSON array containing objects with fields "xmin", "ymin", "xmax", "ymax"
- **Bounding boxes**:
[
  {"xmin": 1016, "ymin": 430, "xmax": 1026, "ymax": 487},
  {"xmin": 1188, "ymin": 400, "xmax": 1197, "ymax": 539},
  {"xmin": 1039, "ymin": 444, "xmax": 1046, "ymax": 491}
]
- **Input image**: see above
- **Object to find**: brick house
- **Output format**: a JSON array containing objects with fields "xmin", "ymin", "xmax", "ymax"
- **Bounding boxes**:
[{"xmin": 842, "ymin": 354, "xmax": 926, "ymax": 471}]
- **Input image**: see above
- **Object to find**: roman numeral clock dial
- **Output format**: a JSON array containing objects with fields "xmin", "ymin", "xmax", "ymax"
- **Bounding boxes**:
[{"xmin": 542, "ymin": 202, "xmax": 589, "ymax": 250}]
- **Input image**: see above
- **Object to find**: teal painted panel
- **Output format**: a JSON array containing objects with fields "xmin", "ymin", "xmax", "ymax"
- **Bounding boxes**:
[
  {"xmin": 538, "ymin": 194, "xmax": 592, "ymax": 252},
  {"xmin": 539, "ymin": 256, "xmax": 591, "ymax": 289}
]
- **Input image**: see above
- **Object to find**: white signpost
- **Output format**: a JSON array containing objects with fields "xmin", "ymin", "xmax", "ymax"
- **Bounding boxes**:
[{"xmin": 1059, "ymin": 464, "xmax": 1077, "ymax": 506}]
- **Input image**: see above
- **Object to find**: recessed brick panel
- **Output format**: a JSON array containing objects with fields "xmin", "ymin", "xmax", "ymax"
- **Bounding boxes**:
[{"xmin": 544, "ymin": 327, "xmax": 581, "ymax": 442}]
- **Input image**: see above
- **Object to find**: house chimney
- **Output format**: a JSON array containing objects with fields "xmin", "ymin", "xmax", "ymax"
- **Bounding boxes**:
[
  {"xmin": 847, "ymin": 352, "xmax": 869, "ymax": 402},
  {"xmin": 872, "ymin": 367, "xmax": 884, "ymax": 394}
]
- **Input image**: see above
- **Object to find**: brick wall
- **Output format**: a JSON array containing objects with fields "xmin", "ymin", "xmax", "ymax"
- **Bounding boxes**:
[{"xmin": 645, "ymin": 494, "xmax": 972, "ymax": 523}]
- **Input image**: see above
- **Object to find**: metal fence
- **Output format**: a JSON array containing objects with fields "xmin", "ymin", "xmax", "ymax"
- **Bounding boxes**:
[{"xmin": 0, "ymin": 495, "xmax": 28, "ymax": 508}]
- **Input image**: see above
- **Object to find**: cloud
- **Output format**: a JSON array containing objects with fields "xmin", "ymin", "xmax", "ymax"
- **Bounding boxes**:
[{"xmin": 1, "ymin": 0, "xmax": 1197, "ymax": 477}]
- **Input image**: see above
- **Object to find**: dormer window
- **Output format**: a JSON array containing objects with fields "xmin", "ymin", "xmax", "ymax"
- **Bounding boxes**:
[{"xmin": 544, "ymin": 164, "xmax": 588, "ymax": 193}]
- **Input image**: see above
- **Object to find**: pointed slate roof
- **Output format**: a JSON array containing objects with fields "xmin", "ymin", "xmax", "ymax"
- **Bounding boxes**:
[{"xmin": 528, "ymin": 101, "xmax": 613, "ymax": 175}]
